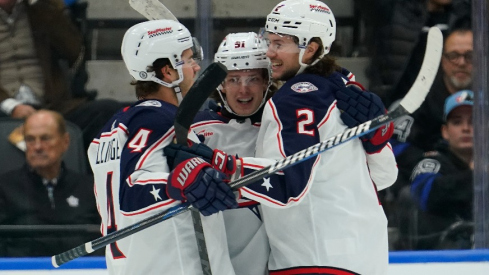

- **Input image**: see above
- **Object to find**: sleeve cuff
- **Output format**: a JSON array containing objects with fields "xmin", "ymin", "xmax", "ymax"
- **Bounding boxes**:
[{"xmin": 0, "ymin": 98, "xmax": 22, "ymax": 115}]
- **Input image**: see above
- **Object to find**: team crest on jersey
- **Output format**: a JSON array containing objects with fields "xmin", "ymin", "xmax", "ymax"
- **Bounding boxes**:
[
  {"xmin": 291, "ymin": 82, "xmax": 318, "ymax": 93},
  {"xmin": 136, "ymin": 100, "xmax": 162, "ymax": 107},
  {"xmin": 410, "ymin": 158, "xmax": 441, "ymax": 180}
]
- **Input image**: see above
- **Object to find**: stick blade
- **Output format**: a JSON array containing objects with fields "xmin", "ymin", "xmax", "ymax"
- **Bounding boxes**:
[
  {"xmin": 174, "ymin": 62, "xmax": 228, "ymax": 144},
  {"xmin": 129, "ymin": 0, "xmax": 179, "ymax": 21},
  {"xmin": 399, "ymin": 27, "xmax": 443, "ymax": 113}
]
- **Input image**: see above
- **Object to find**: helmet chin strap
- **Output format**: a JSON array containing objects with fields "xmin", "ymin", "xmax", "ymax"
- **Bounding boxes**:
[
  {"xmin": 150, "ymin": 65, "xmax": 185, "ymax": 105},
  {"xmin": 296, "ymin": 45, "xmax": 325, "ymax": 75}
]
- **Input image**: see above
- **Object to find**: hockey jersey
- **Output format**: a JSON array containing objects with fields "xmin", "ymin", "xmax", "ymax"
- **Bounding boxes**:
[
  {"xmin": 88, "ymin": 99, "xmax": 235, "ymax": 275},
  {"xmin": 192, "ymin": 110, "xmax": 270, "ymax": 275},
  {"xmin": 238, "ymin": 73, "xmax": 396, "ymax": 275}
]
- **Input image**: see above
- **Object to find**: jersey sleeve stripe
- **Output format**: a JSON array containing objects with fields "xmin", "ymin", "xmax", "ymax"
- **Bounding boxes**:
[
  {"xmin": 268, "ymin": 100, "xmax": 286, "ymax": 158},
  {"xmin": 317, "ymin": 101, "xmax": 337, "ymax": 128},
  {"xmin": 121, "ymin": 199, "xmax": 178, "ymax": 216}
]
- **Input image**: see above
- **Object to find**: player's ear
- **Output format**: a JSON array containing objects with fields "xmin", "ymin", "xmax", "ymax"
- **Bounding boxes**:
[
  {"xmin": 160, "ymin": 65, "xmax": 175, "ymax": 82},
  {"xmin": 302, "ymin": 41, "xmax": 319, "ymax": 64}
]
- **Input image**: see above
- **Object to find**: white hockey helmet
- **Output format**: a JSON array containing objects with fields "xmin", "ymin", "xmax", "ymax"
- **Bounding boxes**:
[
  {"xmin": 265, "ymin": 0, "xmax": 336, "ymax": 71},
  {"xmin": 121, "ymin": 19, "xmax": 193, "ymax": 89},
  {"xmin": 214, "ymin": 32, "xmax": 269, "ymax": 71},
  {"xmin": 214, "ymin": 32, "xmax": 271, "ymax": 117}
]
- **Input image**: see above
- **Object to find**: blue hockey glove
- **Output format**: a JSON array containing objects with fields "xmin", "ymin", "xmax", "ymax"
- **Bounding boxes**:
[
  {"xmin": 334, "ymin": 82, "xmax": 394, "ymax": 154},
  {"xmin": 164, "ymin": 142, "xmax": 238, "ymax": 176},
  {"xmin": 166, "ymin": 157, "xmax": 238, "ymax": 216}
]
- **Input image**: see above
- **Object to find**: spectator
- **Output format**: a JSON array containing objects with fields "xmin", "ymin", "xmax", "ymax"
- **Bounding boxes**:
[
  {"xmin": 379, "ymin": 28, "xmax": 473, "ymax": 233},
  {"xmin": 0, "ymin": 110, "xmax": 100, "ymax": 257},
  {"xmin": 408, "ymin": 90, "xmax": 473, "ymax": 250},
  {"xmin": 0, "ymin": 0, "xmax": 129, "ymax": 150},
  {"xmin": 355, "ymin": 0, "xmax": 471, "ymax": 107},
  {"xmin": 407, "ymin": 28, "xmax": 473, "ymax": 152}
]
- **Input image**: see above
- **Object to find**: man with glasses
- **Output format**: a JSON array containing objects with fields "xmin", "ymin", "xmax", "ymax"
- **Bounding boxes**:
[{"xmin": 403, "ymin": 28, "xmax": 473, "ymax": 153}]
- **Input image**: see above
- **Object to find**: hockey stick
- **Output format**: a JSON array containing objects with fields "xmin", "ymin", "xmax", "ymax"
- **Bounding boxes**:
[
  {"xmin": 51, "ymin": 62, "xmax": 227, "ymax": 268},
  {"xmin": 129, "ymin": 0, "xmax": 178, "ymax": 21},
  {"xmin": 52, "ymin": 26, "xmax": 442, "ymax": 268},
  {"xmin": 173, "ymin": 61, "xmax": 227, "ymax": 275}
]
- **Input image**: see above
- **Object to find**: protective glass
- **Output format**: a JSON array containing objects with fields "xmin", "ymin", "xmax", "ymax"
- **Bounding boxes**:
[
  {"xmin": 223, "ymin": 75, "xmax": 265, "ymax": 89},
  {"xmin": 263, "ymin": 32, "xmax": 300, "ymax": 54},
  {"xmin": 191, "ymin": 37, "xmax": 204, "ymax": 63}
]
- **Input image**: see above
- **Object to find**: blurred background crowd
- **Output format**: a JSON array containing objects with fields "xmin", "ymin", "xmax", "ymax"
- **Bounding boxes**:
[{"xmin": 0, "ymin": 0, "xmax": 476, "ymax": 257}]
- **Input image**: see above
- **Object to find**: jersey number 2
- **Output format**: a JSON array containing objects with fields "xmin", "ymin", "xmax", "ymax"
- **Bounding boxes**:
[{"xmin": 297, "ymin": 109, "xmax": 315, "ymax": 136}]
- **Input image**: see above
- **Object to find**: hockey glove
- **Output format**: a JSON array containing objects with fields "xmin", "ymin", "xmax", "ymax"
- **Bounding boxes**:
[
  {"xmin": 335, "ymin": 82, "xmax": 394, "ymax": 154},
  {"xmin": 166, "ymin": 157, "xmax": 238, "ymax": 216},
  {"xmin": 164, "ymin": 142, "xmax": 238, "ymax": 176}
]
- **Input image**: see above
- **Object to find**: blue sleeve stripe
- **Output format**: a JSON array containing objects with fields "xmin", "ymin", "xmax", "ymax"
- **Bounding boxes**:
[{"xmin": 411, "ymin": 173, "xmax": 438, "ymax": 211}]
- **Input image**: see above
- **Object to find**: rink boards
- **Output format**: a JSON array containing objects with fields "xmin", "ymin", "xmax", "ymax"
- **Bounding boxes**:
[{"xmin": 1, "ymin": 250, "xmax": 489, "ymax": 275}]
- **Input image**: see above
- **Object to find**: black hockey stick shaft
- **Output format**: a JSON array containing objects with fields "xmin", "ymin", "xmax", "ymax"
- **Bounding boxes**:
[
  {"xmin": 174, "ymin": 62, "xmax": 227, "ymax": 275},
  {"xmin": 51, "ymin": 27, "xmax": 442, "ymax": 268},
  {"xmin": 51, "ymin": 63, "xmax": 226, "ymax": 268}
]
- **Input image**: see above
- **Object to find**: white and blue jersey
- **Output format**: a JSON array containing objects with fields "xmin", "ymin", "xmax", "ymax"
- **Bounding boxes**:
[
  {"xmin": 192, "ymin": 109, "xmax": 270, "ymax": 275},
  {"xmin": 88, "ymin": 99, "xmax": 235, "ymax": 275},
  {"xmin": 238, "ymin": 72, "xmax": 397, "ymax": 275}
]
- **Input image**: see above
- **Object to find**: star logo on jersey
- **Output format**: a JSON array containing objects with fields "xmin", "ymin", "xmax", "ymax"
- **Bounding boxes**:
[
  {"xmin": 291, "ymin": 82, "xmax": 318, "ymax": 93},
  {"xmin": 150, "ymin": 185, "xmax": 162, "ymax": 201},
  {"xmin": 66, "ymin": 195, "xmax": 79, "ymax": 207},
  {"xmin": 261, "ymin": 178, "xmax": 273, "ymax": 191}
]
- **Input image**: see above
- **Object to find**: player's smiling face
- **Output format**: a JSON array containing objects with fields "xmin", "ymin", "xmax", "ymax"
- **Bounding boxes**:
[
  {"xmin": 221, "ymin": 69, "xmax": 268, "ymax": 116},
  {"xmin": 266, "ymin": 33, "xmax": 301, "ymax": 81}
]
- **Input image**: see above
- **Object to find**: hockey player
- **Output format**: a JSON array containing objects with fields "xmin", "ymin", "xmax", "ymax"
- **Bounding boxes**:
[
  {"xmin": 240, "ymin": 1, "xmax": 395, "ymax": 273},
  {"xmin": 88, "ymin": 20, "xmax": 237, "ymax": 275},
  {"xmin": 165, "ymin": 1, "xmax": 397, "ymax": 274},
  {"xmin": 192, "ymin": 32, "xmax": 273, "ymax": 275}
]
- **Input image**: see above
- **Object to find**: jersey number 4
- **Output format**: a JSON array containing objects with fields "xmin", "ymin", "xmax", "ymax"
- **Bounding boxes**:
[{"xmin": 106, "ymin": 172, "xmax": 126, "ymax": 259}]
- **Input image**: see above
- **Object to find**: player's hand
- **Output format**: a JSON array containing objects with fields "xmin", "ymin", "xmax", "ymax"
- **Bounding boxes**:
[
  {"xmin": 11, "ymin": 104, "xmax": 36, "ymax": 119},
  {"xmin": 164, "ymin": 142, "xmax": 238, "ymax": 176},
  {"xmin": 166, "ymin": 157, "xmax": 238, "ymax": 216},
  {"xmin": 334, "ymin": 82, "xmax": 393, "ymax": 154}
]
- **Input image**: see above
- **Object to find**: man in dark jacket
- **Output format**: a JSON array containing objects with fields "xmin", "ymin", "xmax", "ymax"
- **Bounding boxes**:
[
  {"xmin": 409, "ymin": 90, "xmax": 473, "ymax": 250},
  {"xmin": 0, "ymin": 110, "xmax": 100, "ymax": 256}
]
